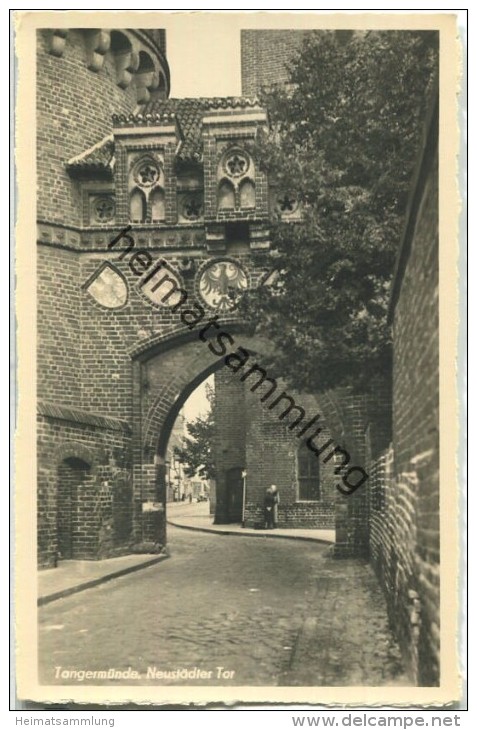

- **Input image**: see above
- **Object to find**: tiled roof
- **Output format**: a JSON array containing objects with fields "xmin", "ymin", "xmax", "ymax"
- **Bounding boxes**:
[
  {"xmin": 68, "ymin": 97, "xmax": 262, "ymax": 171},
  {"xmin": 112, "ymin": 96, "xmax": 261, "ymax": 161},
  {"xmin": 66, "ymin": 135, "xmax": 115, "ymax": 174},
  {"xmin": 37, "ymin": 400, "xmax": 131, "ymax": 433},
  {"xmin": 147, "ymin": 97, "xmax": 261, "ymax": 160}
]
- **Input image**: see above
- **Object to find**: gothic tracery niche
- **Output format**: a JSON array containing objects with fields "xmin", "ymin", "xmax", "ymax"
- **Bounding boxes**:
[
  {"xmin": 129, "ymin": 188, "xmax": 147, "ymax": 223},
  {"xmin": 151, "ymin": 187, "xmax": 166, "ymax": 222},
  {"xmin": 217, "ymin": 147, "xmax": 256, "ymax": 212},
  {"xmin": 198, "ymin": 260, "xmax": 248, "ymax": 312},
  {"xmin": 128, "ymin": 153, "xmax": 165, "ymax": 223},
  {"xmin": 239, "ymin": 179, "xmax": 256, "ymax": 209},
  {"xmin": 217, "ymin": 180, "xmax": 235, "ymax": 211}
]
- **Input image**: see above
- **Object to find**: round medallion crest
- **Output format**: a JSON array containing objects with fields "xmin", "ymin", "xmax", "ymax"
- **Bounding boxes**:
[
  {"xmin": 199, "ymin": 260, "xmax": 248, "ymax": 312},
  {"xmin": 182, "ymin": 194, "xmax": 204, "ymax": 221},
  {"xmin": 276, "ymin": 193, "xmax": 299, "ymax": 215},
  {"xmin": 223, "ymin": 150, "xmax": 250, "ymax": 178},
  {"xmin": 92, "ymin": 195, "xmax": 115, "ymax": 223},
  {"xmin": 133, "ymin": 158, "xmax": 161, "ymax": 187}
]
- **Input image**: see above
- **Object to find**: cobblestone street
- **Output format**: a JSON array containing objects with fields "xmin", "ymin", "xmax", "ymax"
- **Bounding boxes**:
[{"xmin": 39, "ymin": 527, "xmax": 409, "ymax": 687}]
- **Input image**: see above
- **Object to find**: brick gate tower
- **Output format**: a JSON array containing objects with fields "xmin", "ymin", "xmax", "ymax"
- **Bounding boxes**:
[{"xmin": 37, "ymin": 26, "xmax": 372, "ymax": 570}]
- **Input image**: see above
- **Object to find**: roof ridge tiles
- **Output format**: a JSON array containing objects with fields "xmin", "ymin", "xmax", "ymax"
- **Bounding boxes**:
[
  {"xmin": 67, "ymin": 134, "xmax": 114, "ymax": 167},
  {"xmin": 69, "ymin": 96, "xmax": 264, "ymax": 168}
]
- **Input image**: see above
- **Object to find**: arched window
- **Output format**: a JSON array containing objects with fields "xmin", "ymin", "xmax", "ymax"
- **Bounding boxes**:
[
  {"xmin": 151, "ymin": 187, "xmax": 165, "ymax": 222},
  {"xmin": 110, "ymin": 30, "xmax": 131, "ymax": 55},
  {"xmin": 137, "ymin": 50, "xmax": 155, "ymax": 73},
  {"xmin": 148, "ymin": 69, "xmax": 168, "ymax": 102},
  {"xmin": 297, "ymin": 442, "xmax": 320, "ymax": 501},
  {"xmin": 135, "ymin": 51, "xmax": 156, "ymax": 104},
  {"xmin": 239, "ymin": 179, "xmax": 256, "ymax": 209},
  {"xmin": 218, "ymin": 179, "xmax": 235, "ymax": 210},
  {"xmin": 110, "ymin": 31, "xmax": 137, "ymax": 89},
  {"xmin": 129, "ymin": 188, "xmax": 146, "ymax": 223}
]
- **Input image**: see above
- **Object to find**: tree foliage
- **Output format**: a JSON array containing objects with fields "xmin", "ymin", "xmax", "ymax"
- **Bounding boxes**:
[
  {"xmin": 241, "ymin": 30, "xmax": 438, "ymax": 393},
  {"xmin": 174, "ymin": 385, "xmax": 216, "ymax": 480}
]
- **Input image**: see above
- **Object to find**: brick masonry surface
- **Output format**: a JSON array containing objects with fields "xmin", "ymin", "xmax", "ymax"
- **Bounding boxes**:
[
  {"xmin": 241, "ymin": 30, "xmax": 311, "ymax": 96},
  {"xmin": 243, "ymin": 384, "xmax": 338, "ymax": 529},
  {"xmin": 369, "ymin": 114, "xmax": 439, "ymax": 685},
  {"xmin": 37, "ymin": 30, "xmax": 138, "ymax": 226},
  {"xmin": 37, "ymin": 413, "xmax": 132, "ymax": 568}
]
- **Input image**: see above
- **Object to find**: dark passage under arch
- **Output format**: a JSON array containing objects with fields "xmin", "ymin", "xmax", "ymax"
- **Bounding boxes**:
[{"xmin": 57, "ymin": 456, "xmax": 91, "ymax": 560}]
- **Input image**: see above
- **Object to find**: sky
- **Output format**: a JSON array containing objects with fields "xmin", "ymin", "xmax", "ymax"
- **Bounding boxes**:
[
  {"xmin": 183, "ymin": 375, "xmax": 214, "ymax": 422},
  {"xmin": 164, "ymin": 14, "xmax": 242, "ymax": 98}
]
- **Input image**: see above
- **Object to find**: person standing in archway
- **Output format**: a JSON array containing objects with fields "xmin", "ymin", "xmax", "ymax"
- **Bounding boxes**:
[
  {"xmin": 264, "ymin": 487, "xmax": 274, "ymax": 529},
  {"xmin": 270, "ymin": 484, "xmax": 280, "ymax": 528},
  {"xmin": 264, "ymin": 484, "xmax": 279, "ymax": 529}
]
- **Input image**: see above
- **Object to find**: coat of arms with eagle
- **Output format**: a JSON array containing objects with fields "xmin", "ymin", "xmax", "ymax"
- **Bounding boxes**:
[{"xmin": 199, "ymin": 260, "xmax": 248, "ymax": 312}]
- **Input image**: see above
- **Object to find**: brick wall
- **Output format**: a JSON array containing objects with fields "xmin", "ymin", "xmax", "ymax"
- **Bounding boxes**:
[
  {"xmin": 37, "ymin": 411, "xmax": 132, "ymax": 568},
  {"xmin": 213, "ymin": 354, "xmax": 390, "ymax": 536},
  {"xmin": 369, "ymin": 447, "xmax": 425, "ymax": 683},
  {"xmin": 369, "ymin": 98, "xmax": 439, "ymax": 685},
  {"xmin": 202, "ymin": 108, "xmax": 269, "ymax": 227},
  {"xmin": 37, "ymin": 246, "xmax": 82, "ymax": 405},
  {"xmin": 213, "ymin": 369, "xmax": 247, "ymax": 524},
  {"xmin": 37, "ymin": 29, "xmax": 138, "ymax": 225},
  {"xmin": 243, "ymin": 385, "xmax": 337, "ymax": 529},
  {"xmin": 57, "ymin": 457, "xmax": 89, "ymax": 559},
  {"xmin": 241, "ymin": 30, "xmax": 310, "ymax": 96},
  {"xmin": 320, "ymin": 387, "xmax": 374, "ymax": 558}
]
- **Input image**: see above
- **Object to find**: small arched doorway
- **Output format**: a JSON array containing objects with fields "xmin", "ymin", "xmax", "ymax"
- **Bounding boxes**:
[
  {"xmin": 57, "ymin": 457, "xmax": 91, "ymax": 560},
  {"xmin": 225, "ymin": 467, "xmax": 244, "ymax": 523}
]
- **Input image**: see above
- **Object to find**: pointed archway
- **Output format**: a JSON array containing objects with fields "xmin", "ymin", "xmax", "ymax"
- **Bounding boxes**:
[{"xmin": 128, "ymin": 323, "xmax": 369, "ymax": 555}]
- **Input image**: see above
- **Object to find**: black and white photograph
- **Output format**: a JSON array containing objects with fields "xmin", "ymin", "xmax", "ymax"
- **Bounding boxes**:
[{"xmin": 14, "ymin": 10, "xmax": 462, "ymax": 708}]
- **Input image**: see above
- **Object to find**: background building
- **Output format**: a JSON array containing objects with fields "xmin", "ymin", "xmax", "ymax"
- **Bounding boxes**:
[{"xmin": 241, "ymin": 29, "xmax": 311, "ymax": 95}]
